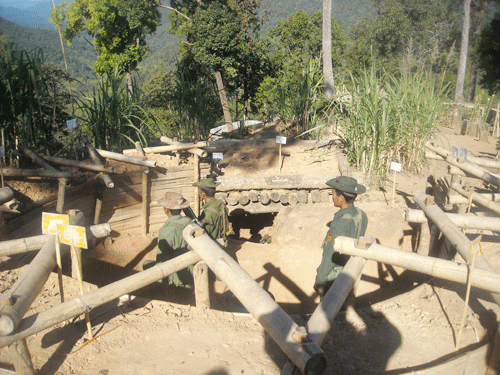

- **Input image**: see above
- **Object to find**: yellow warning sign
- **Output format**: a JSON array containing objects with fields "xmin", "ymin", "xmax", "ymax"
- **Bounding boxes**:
[
  {"xmin": 42, "ymin": 212, "xmax": 69, "ymax": 234},
  {"xmin": 57, "ymin": 224, "xmax": 88, "ymax": 249}
]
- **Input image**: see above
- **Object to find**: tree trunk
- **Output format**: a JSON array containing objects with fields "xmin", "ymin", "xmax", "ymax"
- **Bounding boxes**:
[
  {"xmin": 215, "ymin": 71, "xmax": 233, "ymax": 131},
  {"xmin": 452, "ymin": 0, "xmax": 471, "ymax": 133},
  {"xmin": 322, "ymin": 0, "xmax": 334, "ymax": 99}
]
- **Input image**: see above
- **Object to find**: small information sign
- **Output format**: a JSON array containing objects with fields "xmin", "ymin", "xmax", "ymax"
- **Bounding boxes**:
[
  {"xmin": 213, "ymin": 152, "xmax": 224, "ymax": 160},
  {"xmin": 276, "ymin": 136, "xmax": 287, "ymax": 145},
  {"xmin": 66, "ymin": 118, "xmax": 77, "ymax": 130},
  {"xmin": 42, "ymin": 212, "xmax": 69, "ymax": 234},
  {"xmin": 58, "ymin": 224, "xmax": 88, "ymax": 249},
  {"xmin": 460, "ymin": 147, "xmax": 468, "ymax": 160},
  {"xmin": 390, "ymin": 161, "xmax": 402, "ymax": 173},
  {"xmin": 452, "ymin": 146, "xmax": 459, "ymax": 158}
]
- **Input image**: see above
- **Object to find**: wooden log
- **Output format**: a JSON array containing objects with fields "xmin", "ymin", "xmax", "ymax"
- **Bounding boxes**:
[
  {"xmin": 226, "ymin": 192, "xmax": 240, "ymax": 206},
  {"xmin": 239, "ymin": 192, "xmax": 250, "ymax": 206},
  {"xmin": 160, "ymin": 136, "xmax": 207, "ymax": 158},
  {"xmin": 310, "ymin": 190, "xmax": 321, "ymax": 203},
  {"xmin": 248, "ymin": 190, "xmax": 259, "ymax": 202},
  {"xmin": 270, "ymin": 190, "xmax": 280, "ymax": 203},
  {"xmin": 426, "ymin": 142, "xmax": 500, "ymax": 188},
  {"xmin": 193, "ymin": 261, "xmax": 210, "ymax": 309},
  {"xmin": 280, "ymin": 193, "xmax": 289, "ymax": 205},
  {"xmin": 183, "ymin": 224, "xmax": 326, "ymax": 374},
  {"xmin": 18, "ymin": 145, "xmax": 58, "ymax": 173},
  {"xmin": 40, "ymin": 154, "xmax": 115, "ymax": 173},
  {"xmin": 289, "ymin": 192, "xmax": 298, "ymax": 205},
  {"xmin": 94, "ymin": 149, "xmax": 157, "ymax": 168},
  {"xmin": 405, "ymin": 208, "xmax": 500, "ymax": 231},
  {"xmin": 451, "ymin": 181, "xmax": 500, "ymax": 215},
  {"xmin": 56, "ymin": 178, "xmax": 65, "ymax": 214},
  {"xmin": 0, "ymin": 187, "xmax": 14, "ymax": 206},
  {"xmin": 426, "ymin": 149, "xmax": 500, "ymax": 170},
  {"xmin": 217, "ymin": 174, "xmax": 329, "ymax": 191},
  {"xmin": 214, "ymin": 192, "xmax": 226, "ymax": 204},
  {"xmin": 0, "ymin": 168, "xmax": 75, "ymax": 178},
  {"xmin": 298, "ymin": 190, "xmax": 308, "ymax": 204},
  {"xmin": 259, "ymin": 190, "xmax": 270, "ymax": 205},
  {"xmin": 0, "ymin": 251, "xmax": 202, "ymax": 348},
  {"xmin": 447, "ymin": 193, "xmax": 500, "ymax": 205},
  {"xmin": 414, "ymin": 191, "xmax": 500, "ymax": 307},
  {"xmin": 334, "ymin": 236, "xmax": 500, "ymax": 294},
  {"xmin": 81, "ymin": 136, "xmax": 114, "ymax": 188},
  {"xmin": 8, "ymin": 339, "xmax": 34, "ymax": 375},
  {"xmin": 123, "ymin": 141, "xmax": 207, "ymax": 155},
  {"xmin": 282, "ymin": 255, "xmax": 367, "ymax": 375},
  {"xmin": 0, "ymin": 200, "xmax": 19, "ymax": 213}
]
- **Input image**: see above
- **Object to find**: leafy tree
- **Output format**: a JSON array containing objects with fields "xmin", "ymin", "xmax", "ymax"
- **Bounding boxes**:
[
  {"xmin": 53, "ymin": 0, "xmax": 161, "ymax": 90},
  {"xmin": 477, "ymin": 13, "xmax": 500, "ymax": 95}
]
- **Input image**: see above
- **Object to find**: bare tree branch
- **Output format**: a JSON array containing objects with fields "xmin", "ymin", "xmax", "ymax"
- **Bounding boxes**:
[{"xmin": 159, "ymin": 3, "xmax": 191, "ymax": 21}]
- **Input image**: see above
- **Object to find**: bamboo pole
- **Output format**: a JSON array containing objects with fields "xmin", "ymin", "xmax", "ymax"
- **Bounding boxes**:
[
  {"xmin": 193, "ymin": 261, "xmax": 210, "ymax": 309},
  {"xmin": 0, "ymin": 199, "xmax": 19, "ymax": 213},
  {"xmin": 426, "ymin": 149, "xmax": 500, "ymax": 170},
  {"xmin": 135, "ymin": 142, "xmax": 149, "ymax": 236},
  {"xmin": 447, "ymin": 193, "xmax": 500, "ymax": 205},
  {"xmin": 81, "ymin": 136, "xmax": 114, "ymax": 188},
  {"xmin": 414, "ymin": 191, "xmax": 500, "ymax": 307},
  {"xmin": 0, "ymin": 187, "xmax": 13, "ymax": 206},
  {"xmin": 333, "ymin": 236, "xmax": 500, "ymax": 294},
  {"xmin": 425, "ymin": 142, "xmax": 500, "ymax": 188},
  {"xmin": 0, "ymin": 223, "xmax": 111, "ymax": 335},
  {"xmin": 160, "ymin": 136, "xmax": 207, "ymax": 158},
  {"xmin": 40, "ymin": 154, "xmax": 115, "ymax": 173},
  {"xmin": 183, "ymin": 224, "xmax": 326, "ymax": 374},
  {"xmin": 91, "ymin": 148, "xmax": 157, "ymax": 168},
  {"xmin": 404, "ymin": 208, "xmax": 500, "ymax": 231},
  {"xmin": 0, "ymin": 168, "xmax": 75, "ymax": 178},
  {"xmin": 123, "ymin": 141, "xmax": 207, "ymax": 155},
  {"xmin": 0, "ymin": 251, "xmax": 202, "ymax": 348},
  {"xmin": 451, "ymin": 181, "xmax": 500, "ymax": 215},
  {"xmin": 7, "ymin": 339, "xmax": 34, "ymax": 375},
  {"xmin": 194, "ymin": 154, "xmax": 200, "ymax": 216}
]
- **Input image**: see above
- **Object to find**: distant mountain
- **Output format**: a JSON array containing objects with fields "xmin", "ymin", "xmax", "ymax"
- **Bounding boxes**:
[{"xmin": 0, "ymin": 0, "xmax": 65, "ymax": 29}]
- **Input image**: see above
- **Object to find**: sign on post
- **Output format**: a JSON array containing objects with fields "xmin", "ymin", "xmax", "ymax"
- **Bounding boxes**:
[
  {"xmin": 57, "ymin": 224, "xmax": 88, "ymax": 249},
  {"xmin": 213, "ymin": 152, "xmax": 224, "ymax": 161},
  {"xmin": 42, "ymin": 212, "xmax": 69, "ymax": 234},
  {"xmin": 276, "ymin": 136, "xmax": 287, "ymax": 145},
  {"xmin": 66, "ymin": 119, "xmax": 77, "ymax": 130}
]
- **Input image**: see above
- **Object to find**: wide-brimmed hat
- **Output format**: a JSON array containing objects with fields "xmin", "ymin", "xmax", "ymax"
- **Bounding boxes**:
[
  {"xmin": 192, "ymin": 178, "xmax": 220, "ymax": 188},
  {"xmin": 158, "ymin": 192, "xmax": 190, "ymax": 210},
  {"xmin": 326, "ymin": 176, "xmax": 366, "ymax": 195}
]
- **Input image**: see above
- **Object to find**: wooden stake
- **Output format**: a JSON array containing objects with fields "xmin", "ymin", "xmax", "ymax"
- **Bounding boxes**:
[
  {"xmin": 392, "ymin": 170, "xmax": 396, "ymax": 208},
  {"xmin": 278, "ymin": 143, "xmax": 282, "ymax": 173},
  {"xmin": 194, "ymin": 154, "xmax": 200, "ymax": 216},
  {"xmin": 55, "ymin": 228, "xmax": 64, "ymax": 303},
  {"xmin": 194, "ymin": 261, "xmax": 209, "ymax": 309},
  {"xmin": 70, "ymin": 238, "xmax": 93, "ymax": 340}
]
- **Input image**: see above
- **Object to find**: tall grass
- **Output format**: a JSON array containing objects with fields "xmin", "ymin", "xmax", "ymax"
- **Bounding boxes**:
[
  {"xmin": 77, "ymin": 68, "xmax": 158, "ymax": 151},
  {"xmin": 332, "ymin": 66, "xmax": 449, "ymax": 184}
]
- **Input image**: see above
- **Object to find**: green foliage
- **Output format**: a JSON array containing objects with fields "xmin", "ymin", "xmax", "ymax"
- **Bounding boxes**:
[
  {"xmin": 0, "ymin": 43, "xmax": 72, "ymax": 163},
  {"xmin": 478, "ymin": 14, "xmax": 500, "ymax": 95},
  {"xmin": 332, "ymin": 64, "xmax": 449, "ymax": 184},
  {"xmin": 54, "ymin": 0, "xmax": 161, "ymax": 75},
  {"xmin": 76, "ymin": 68, "xmax": 158, "ymax": 151}
]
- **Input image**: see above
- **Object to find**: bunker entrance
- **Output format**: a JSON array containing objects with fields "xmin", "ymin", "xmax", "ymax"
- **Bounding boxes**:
[{"xmin": 228, "ymin": 212, "xmax": 276, "ymax": 243}]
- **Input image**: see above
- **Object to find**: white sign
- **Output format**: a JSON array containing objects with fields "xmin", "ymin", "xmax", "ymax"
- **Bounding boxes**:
[
  {"xmin": 276, "ymin": 136, "xmax": 287, "ymax": 145},
  {"xmin": 390, "ymin": 161, "xmax": 402, "ymax": 173},
  {"xmin": 58, "ymin": 224, "xmax": 88, "ymax": 249},
  {"xmin": 452, "ymin": 146, "xmax": 459, "ymax": 158},
  {"xmin": 42, "ymin": 212, "xmax": 69, "ymax": 234},
  {"xmin": 212, "ymin": 152, "xmax": 224, "ymax": 160},
  {"xmin": 66, "ymin": 119, "xmax": 77, "ymax": 130},
  {"xmin": 460, "ymin": 147, "xmax": 468, "ymax": 160}
]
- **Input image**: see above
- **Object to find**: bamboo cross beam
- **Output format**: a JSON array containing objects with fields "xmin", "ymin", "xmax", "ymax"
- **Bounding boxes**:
[
  {"xmin": 447, "ymin": 193, "xmax": 500, "ymax": 205},
  {"xmin": 40, "ymin": 154, "xmax": 115, "ymax": 173},
  {"xmin": 425, "ymin": 142, "xmax": 500, "ymax": 188},
  {"xmin": 404, "ymin": 208, "xmax": 500, "ymax": 231},
  {"xmin": 160, "ymin": 136, "xmax": 208, "ymax": 158},
  {"xmin": 0, "ymin": 187, "xmax": 14, "ymax": 206},
  {"xmin": 81, "ymin": 136, "xmax": 114, "ymax": 188},
  {"xmin": 0, "ymin": 168, "xmax": 76, "ymax": 179},
  {"xmin": 123, "ymin": 141, "xmax": 207, "ymax": 155},
  {"xmin": 426, "ymin": 149, "xmax": 500, "ymax": 170},
  {"xmin": 333, "ymin": 236, "xmax": 500, "ymax": 294},
  {"xmin": 0, "ymin": 251, "xmax": 202, "ymax": 348},
  {"xmin": 183, "ymin": 224, "xmax": 326, "ymax": 374},
  {"xmin": 95, "ymin": 148, "xmax": 157, "ymax": 168}
]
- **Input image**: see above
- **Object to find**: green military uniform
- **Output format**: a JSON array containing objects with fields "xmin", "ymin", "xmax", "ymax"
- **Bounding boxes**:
[
  {"xmin": 315, "ymin": 205, "xmax": 368, "ymax": 287},
  {"xmin": 200, "ymin": 198, "xmax": 229, "ymax": 241}
]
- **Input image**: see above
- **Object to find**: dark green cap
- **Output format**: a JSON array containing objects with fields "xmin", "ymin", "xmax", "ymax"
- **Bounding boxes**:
[
  {"xmin": 326, "ymin": 176, "xmax": 366, "ymax": 194},
  {"xmin": 192, "ymin": 177, "xmax": 220, "ymax": 188}
]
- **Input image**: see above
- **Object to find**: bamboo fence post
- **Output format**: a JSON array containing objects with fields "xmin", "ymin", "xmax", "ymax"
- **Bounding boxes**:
[
  {"xmin": 81, "ymin": 136, "xmax": 114, "ymax": 188},
  {"xmin": 183, "ymin": 224, "xmax": 326, "ymax": 374},
  {"xmin": 194, "ymin": 154, "xmax": 200, "ymax": 216},
  {"xmin": 451, "ymin": 181, "xmax": 500, "ymax": 215},
  {"xmin": 7, "ymin": 339, "xmax": 34, "ymax": 375},
  {"xmin": 193, "ymin": 261, "xmax": 210, "ymax": 309},
  {"xmin": 94, "ymin": 183, "xmax": 104, "ymax": 225},
  {"xmin": 135, "ymin": 142, "xmax": 149, "ymax": 236},
  {"xmin": 414, "ymin": 191, "xmax": 500, "ymax": 307},
  {"xmin": 55, "ymin": 228, "xmax": 64, "ymax": 303},
  {"xmin": 0, "ymin": 251, "xmax": 202, "ymax": 348}
]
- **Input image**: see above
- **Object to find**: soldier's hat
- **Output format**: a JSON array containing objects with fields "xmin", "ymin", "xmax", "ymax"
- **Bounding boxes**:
[
  {"xmin": 192, "ymin": 177, "xmax": 220, "ymax": 188},
  {"xmin": 326, "ymin": 176, "xmax": 366, "ymax": 195},
  {"xmin": 158, "ymin": 192, "xmax": 190, "ymax": 210}
]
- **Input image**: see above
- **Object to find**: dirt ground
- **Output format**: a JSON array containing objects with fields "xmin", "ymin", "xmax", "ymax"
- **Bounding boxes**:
[{"xmin": 1, "ymin": 123, "xmax": 500, "ymax": 374}]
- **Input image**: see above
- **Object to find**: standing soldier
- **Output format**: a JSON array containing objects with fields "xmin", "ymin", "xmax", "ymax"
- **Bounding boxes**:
[
  {"xmin": 314, "ymin": 176, "xmax": 368, "ymax": 299},
  {"xmin": 193, "ymin": 177, "xmax": 229, "ymax": 245},
  {"xmin": 143, "ymin": 192, "xmax": 194, "ymax": 288}
]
